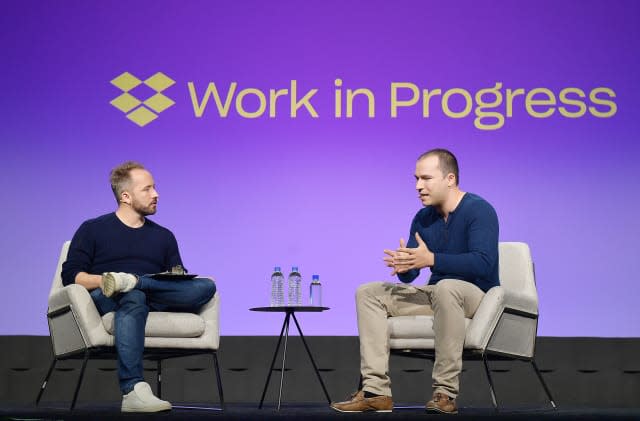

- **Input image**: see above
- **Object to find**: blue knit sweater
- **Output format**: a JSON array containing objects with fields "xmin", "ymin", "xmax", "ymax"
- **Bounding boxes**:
[
  {"xmin": 398, "ymin": 193, "xmax": 500, "ymax": 292},
  {"xmin": 61, "ymin": 213, "xmax": 184, "ymax": 286}
]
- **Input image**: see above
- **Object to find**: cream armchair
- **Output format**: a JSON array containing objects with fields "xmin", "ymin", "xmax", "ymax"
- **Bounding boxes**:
[
  {"xmin": 388, "ymin": 242, "xmax": 556, "ymax": 410},
  {"xmin": 35, "ymin": 241, "xmax": 224, "ymax": 410}
]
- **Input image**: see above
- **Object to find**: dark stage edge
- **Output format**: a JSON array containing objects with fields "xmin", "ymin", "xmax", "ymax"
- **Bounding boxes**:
[
  {"xmin": 5, "ymin": 336, "xmax": 640, "ymax": 415},
  {"xmin": 2, "ymin": 404, "xmax": 640, "ymax": 420}
]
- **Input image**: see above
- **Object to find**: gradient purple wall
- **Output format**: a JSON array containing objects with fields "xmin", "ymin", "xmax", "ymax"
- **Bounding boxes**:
[{"xmin": 1, "ymin": 1, "xmax": 638, "ymax": 336}]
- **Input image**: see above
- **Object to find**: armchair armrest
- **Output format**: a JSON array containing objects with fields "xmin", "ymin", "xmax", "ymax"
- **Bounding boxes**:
[
  {"xmin": 465, "ymin": 286, "xmax": 504, "ymax": 349},
  {"xmin": 503, "ymin": 288, "xmax": 538, "ymax": 316},
  {"xmin": 465, "ymin": 285, "xmax": 538, "ymax": 352},
  {"xmin": 49, "ymin": 284, "xmax": 99, "ymax": 318},
  {"xmin": 196, "ymin": 279, "xmax": 220, "ymax": 350},
  {"xmin": 47, "ymin": 284, "xmax": 112, "ymax": 353}
]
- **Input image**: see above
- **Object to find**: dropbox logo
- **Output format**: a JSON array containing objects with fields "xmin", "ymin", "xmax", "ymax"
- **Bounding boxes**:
[
  {"xmin": 110, "ymin": 72, "xmax": 176, "ymax": 127},
  {"xmin": 109, "ymin": 72, "xmax": 618, "ymax": 130}
]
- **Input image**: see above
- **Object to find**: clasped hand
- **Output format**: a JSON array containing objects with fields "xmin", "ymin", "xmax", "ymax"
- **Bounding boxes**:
[{"xmin": 383, "ymin": 232, "xmax": 434, "ymax": 275}]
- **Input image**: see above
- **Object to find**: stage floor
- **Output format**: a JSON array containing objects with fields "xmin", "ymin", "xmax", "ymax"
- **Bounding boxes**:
[
  {"xmin": 4, "ymin": 336, "xmax": 640, "ymax": 418},
  {"xmin": 3, "ymin": 403, "xmax": 640, "ymax": 420}
]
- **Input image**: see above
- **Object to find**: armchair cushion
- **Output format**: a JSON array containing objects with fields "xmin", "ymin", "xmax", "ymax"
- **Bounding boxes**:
[
  {"xmin": 101, "ymin": 312, "xmax": 205, "ymax": 338},
  {"xmin": 389, "ymin": 315, "xmax": 471, "ymax": 340}
]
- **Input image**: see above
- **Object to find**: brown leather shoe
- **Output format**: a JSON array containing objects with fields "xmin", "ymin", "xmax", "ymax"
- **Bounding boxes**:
[
  {"xmin": 426, "ymin": 392, "xmax": 458, "ymax": 414},
  {"xmin": 330, "ymin": 390, "xmax": 393, "ymax": 412}
]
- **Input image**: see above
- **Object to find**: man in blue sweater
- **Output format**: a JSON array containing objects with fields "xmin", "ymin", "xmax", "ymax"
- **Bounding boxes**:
[
  {"xmin": 61, "ymin": 161, "xmax": 216, "ymax": 412},
  {"xmin": 331, "ymin": 149, "xmax": 499, "ymax": 414}
]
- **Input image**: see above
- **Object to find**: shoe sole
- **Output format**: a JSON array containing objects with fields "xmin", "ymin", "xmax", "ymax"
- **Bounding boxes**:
[
  {"xmin": 122, "ymin": 405, "xmax": 172, "ymax": 413},
  {"xmin": 426, "ymin": 406, "xmax": 458, "ymax": 415},
  {"xmin": 101, "ymin": 273, "xmax": 116, "ymax": 297},
  {"xmin": 330, "ymin": 406, "xmax": 392, "ymax": 413}
]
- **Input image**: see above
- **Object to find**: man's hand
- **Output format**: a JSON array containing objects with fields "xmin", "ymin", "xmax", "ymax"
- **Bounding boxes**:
[
  {"xmin": 393, "ymin": 232, "xmax": 435, "ymax": 271},
  {"xmin": 383, "ymin": 238, "xmax": 412, "ymax": 275},
  {"xmin": 74, "ymin": 271, "xmax": 103, "ymax": 290}
]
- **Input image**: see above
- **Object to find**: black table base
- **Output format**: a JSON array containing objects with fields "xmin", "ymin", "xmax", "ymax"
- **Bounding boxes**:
[{"xmin": 257, "ymin": 308, "xmax": 331, "ymax": 410}]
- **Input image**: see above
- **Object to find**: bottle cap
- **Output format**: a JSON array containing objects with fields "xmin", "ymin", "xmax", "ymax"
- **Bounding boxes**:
[
  {"xmin": 274, "ymin": 266, "xmax": 281, "ymax": 272},
  {"xmin": 292, "ymin": 266, "xmax": 299, "ymax": 272},
  {"xmin": 312, "ymin": 274, "xmax": 319, "ymax": 281}
]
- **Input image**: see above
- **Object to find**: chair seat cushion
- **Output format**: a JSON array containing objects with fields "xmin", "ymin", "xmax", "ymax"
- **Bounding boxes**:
[
  {"xmin": 388, "ymin": 315, "xmax": 471, "ymax": 339},
  {"xmin": 102, "ymin": 311, "xmax": 205, "ymax": 338}
]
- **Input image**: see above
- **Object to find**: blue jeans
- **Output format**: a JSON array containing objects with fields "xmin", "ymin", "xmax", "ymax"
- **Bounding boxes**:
[{"xmin": 90, "ymin": 276, "xmax": 216, "ymax": 394}]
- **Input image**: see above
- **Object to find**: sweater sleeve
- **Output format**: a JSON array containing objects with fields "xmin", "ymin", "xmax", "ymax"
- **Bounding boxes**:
[
  {"xmin": 164, "ymin": 230, "xmax": 185, "ymax": 272},
  {"xmin": 397, "ymin": 213, "xmax": 421, "ymax": 284},
  {"xmin": 432, "ymin": 201, "xmax": 499, "ymax": 280},
  {"xmin": 61, "ymin": 221, "xmax": 96, "ymax": 286}
]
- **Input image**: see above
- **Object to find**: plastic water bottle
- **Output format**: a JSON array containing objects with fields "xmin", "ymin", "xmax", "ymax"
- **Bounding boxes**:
[
  {"xmin": 288, "ymin": 266, "xmax": 302, "ymax": 306},
  {"xmin": 270, "ymin": 266, "xmax": 284, "ymax": 306},
  {"xmin": 310, "ymin": 274, "xmax": 322, "ymax": 306}
]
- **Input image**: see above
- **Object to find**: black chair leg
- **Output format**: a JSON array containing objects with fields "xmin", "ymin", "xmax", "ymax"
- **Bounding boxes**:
[
  {"xmin": 481, "ymin": 354, "xmax": 499, "ymax": 412},
  {"xmin": 531, "ymin": 360, "xmax": 557, "ymax": 409},
  {"xmin": 157, "ymin": 359, "xmax": 162, "ymax": 399},
  {"xmin": 212, "ymin": 352, "xmax": 225, "ymax": 410},
  {"xmin": 35, "ymin": 358, "xmax": 57, "ymax": 405},
  {"xmin": 70, "ymin": 351, "xmax": 90, "ymax": 411}
]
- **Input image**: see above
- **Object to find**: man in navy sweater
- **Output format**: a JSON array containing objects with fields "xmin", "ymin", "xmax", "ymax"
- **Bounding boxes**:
[
  {"xmin": 61, "ymin": 161, "xmax": 216, "ymax": 412},
  {"xmin": 331, "ymin": 149, "xmax": 499, "ymax": 414}
]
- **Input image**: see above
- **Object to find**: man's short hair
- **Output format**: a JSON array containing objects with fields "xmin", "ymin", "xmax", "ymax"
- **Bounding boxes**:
[
  {"xmin": 110, "ymin": 161, "xmax": 146, "ymax": 203},
  {"xmin": 418, "ymin": 149, "xmax": 460, "ymax": 185}
]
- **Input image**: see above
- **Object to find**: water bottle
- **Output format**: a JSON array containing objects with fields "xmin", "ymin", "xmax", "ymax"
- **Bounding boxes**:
[
  {"xmin": 270, "ymin": 266, "xmax": 284, "ymax": 306},
  {"xmin": 310, "ymin": 274, "xmax": 322, "ymax": 306},
  {"xmin": 288, "ymin": 266, "xmax": 302, "ymax": 306}
]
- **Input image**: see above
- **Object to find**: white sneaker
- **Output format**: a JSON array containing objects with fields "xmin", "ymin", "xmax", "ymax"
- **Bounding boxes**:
[
  {"xmin": 101, "ymin": 272, "xmax": 137, "ymax": 297},
  {"xmin": 121, "ymin": 382, "xmax": 172, "ymax": 412}
]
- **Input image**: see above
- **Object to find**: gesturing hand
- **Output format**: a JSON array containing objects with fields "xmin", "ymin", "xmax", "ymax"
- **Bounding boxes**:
[
  {"xmin": 383, "ymin": 238, "xmax": 411, "ymax": 275},
  {"xmin": 393, "ymin": 232, "xmax": 435, "ymax": 271}
]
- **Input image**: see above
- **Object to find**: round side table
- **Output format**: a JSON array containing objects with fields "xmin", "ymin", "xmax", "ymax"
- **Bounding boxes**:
[{"xmin": 249, "ymin": 306, "xmax": 331, "ymax": 410}]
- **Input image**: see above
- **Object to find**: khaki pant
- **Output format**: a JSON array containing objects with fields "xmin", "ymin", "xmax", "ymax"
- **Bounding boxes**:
[{"xmin": 356, "ymin": 279, "xmax": 484, "ymax": 398}]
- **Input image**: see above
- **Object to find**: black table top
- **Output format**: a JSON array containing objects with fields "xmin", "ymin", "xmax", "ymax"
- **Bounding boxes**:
[{"xmin": 250, "ymin": 306, "xmax": 330, "ymax": 312}]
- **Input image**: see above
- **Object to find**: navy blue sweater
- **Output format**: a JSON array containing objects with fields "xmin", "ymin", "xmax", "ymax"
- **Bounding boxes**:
[
  {"xmin": 61, "ymin": 213, "xmax": 184, "ymax": 286},
  {"xmin": 398, "ymin": 193, "xmax": 500, "ymax": 292}
]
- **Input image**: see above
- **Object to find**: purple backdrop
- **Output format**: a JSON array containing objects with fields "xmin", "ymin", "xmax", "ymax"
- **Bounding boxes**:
[{"xmin": 1, "ymin": 1, "xmax": 638, "ymax": 337}]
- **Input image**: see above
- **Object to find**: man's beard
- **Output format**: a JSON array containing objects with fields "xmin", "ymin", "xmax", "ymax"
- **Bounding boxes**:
[{"xmin": 131, "ymin": 200, "xmax": 157, "ymax": 216}]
